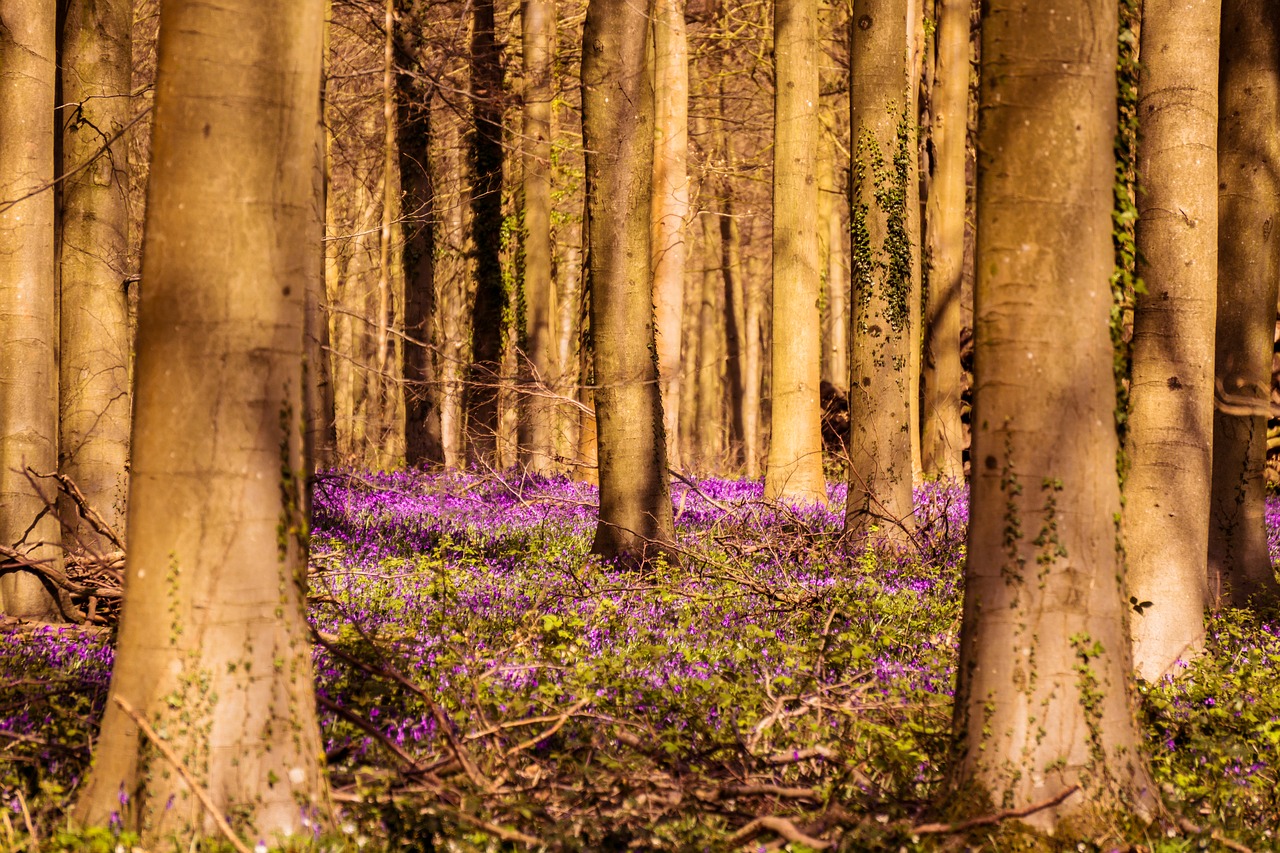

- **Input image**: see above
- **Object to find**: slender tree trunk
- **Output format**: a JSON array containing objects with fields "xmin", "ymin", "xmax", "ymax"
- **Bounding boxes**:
[
  {"xmin": 555, "ymin": 215, "xmax": 582, "ymax": 468},
  {"xmin": 58, "ymin": 0, "xmax": 133, "ymax": 550},
  {"xmin": 582, "ymin": 0, "xmax": 676, "ymax": 564},
  {"xmin": 920, "ymin": 0, "xmax": 965, "ymax": 480},
  {"xmin": 820, "ymin": 127, "xmax": 848, "ymax": 392},
  {"xmin": 846, "ymin": 0, "xmax": 920, "ymax": 539},
  {"xmin": 438, "ymin": 116, "xmax": 469, "ymax": 468},
  {"xmin": 696, "ymin": 207, "xmax": 725, "ymax": 468},
  {"xmin": 1125, "ymin": 0, "xmax": 1219, "ymax": 679},
  {"xmin": 765, "ymin": 0, "xmax": 826, "ymax": 504},
  {"xmin": 76, "ymin": 0, "xmax": 329, "ymax": 838},
  {"xmin": 651, "ymin": 0, "xmax": 689, "ymax": 472},
  {"xmin": 721, "ymin": 194, "xmax": 748, "ymax": 468},
  {"xmin": 0, "ymin": 0, "xmax": 60, "ymax": 620},
  {"xmin": 519, "ymin": 0, "xmax": 556, "ymax": 472},
  {"xmin": 466, "ymin": 0, "xmax": 507, "ymax": 464},
  {"xmin": 742, "ymin": 240, "xmax": 763, "ymax": 477},
  {"xmin": 307, "ymin": 3, "xmax": 337, "ymax": 471},
  {"xmin": 950, "ymin": 0, "xmax": 1159, "ymax": 826},
  {"xmin": 397, "ymin": 0, "xmax": 445, "ymax": 466},
  {"xmin": 373, "ymin": 0, "xmax": 397, "ymax": 468},
  {"xmin": 1208, "ymin": 0, "xmax": 1280, "ymax": 608}
]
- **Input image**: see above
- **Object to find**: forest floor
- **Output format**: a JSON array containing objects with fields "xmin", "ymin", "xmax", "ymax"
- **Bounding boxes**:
[{"xmin": 3, "ymin": 471, "xmax": 1280, "ymax": 852}]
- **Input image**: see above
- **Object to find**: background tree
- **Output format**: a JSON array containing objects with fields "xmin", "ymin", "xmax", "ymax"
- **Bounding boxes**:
[
  {"xmin": 951, "ymin": 0, "xmax": 1158, "ymax": 825},
  {"xmin": 764, "ymin": 0, "xmax": 826, "ymax": 505},
  {"xmin": 76, "ymin": 0, "xmax": 330, "ymax": 838},
  {"xmin": 0, "ymin": 0, "xmax": 61, "ymax": 620},
  {"xmin": 1208, "ymin": 0, "xmax": 1280, "ymax": 608},
  {"xmin": 582, "ymin": 0, "xmax": 677, "ymax": 564},
  {"xmin": 1125, "ymin": 0, "xmax": 1219, "ymax": 679},
  {"xmin": 846, "ymin": 0, "xmax": 920, "ymax": 538}
]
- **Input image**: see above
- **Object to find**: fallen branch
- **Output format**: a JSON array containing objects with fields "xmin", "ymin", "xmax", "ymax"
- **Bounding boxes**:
[
  {"xmin": 727, "ymin": 815, "xmax": 831, "ymax": 850},
  {"xmin": 113, "ymin": 694, "xmax": 253, "ymax": 853},
  {"xmin": 909, "ymin": 785, "xmax": 1078, "ymax": 836},
  {"xmin": 447, "ymin": 809, "xmax": 541, "ymax": 847},
  {"xmin": 1177, "ymin": 816, "xmax": 1255, "ymax": 853}
]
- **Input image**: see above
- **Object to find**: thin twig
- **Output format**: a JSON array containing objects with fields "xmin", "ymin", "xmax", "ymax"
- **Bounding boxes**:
[
  {"xmin": 727, "ymin": 815, "xmax": 831, "ymax": 850},
  {"xmin": 909, "ymin": 785, "xmax": 1079, "ymax": 835}
]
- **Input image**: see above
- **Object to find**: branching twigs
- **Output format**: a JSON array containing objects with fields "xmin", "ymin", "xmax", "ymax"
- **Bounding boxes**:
[
  {"xmin": 112, "ymin": 695, "xmax": 254, "ymax": 853},
  {"xmin": 1176, "ymin": 817, "xmax": 1255, "ymax": 853},
  {"xmin": 908, "ymin": 785, "xmax": 1079, "ymax": 836},
  {"xmin": 727, "ymin": 815, "xmax": 832, "ymax": 850}
]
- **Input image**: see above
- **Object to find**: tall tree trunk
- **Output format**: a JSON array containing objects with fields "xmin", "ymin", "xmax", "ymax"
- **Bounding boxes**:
[
  {"xmin": 374, "ymin": 0, "xmax": 397, "ymax": 468},
  {"xmin": 397, "ymin": 0, "xmax": 445, "ymax": 466},
  {"xmin": 820, "ymin": 126, "xmax": 848, "ymax": 393},
  {"xmin": 846, "ymin": 0, "xmax": 920, "ymax": 539},
  {"xmin": 1125, "ymin": 0, "xmax": 1219, "ymax": 679},
  {"xmin": 651, "ymin": 0, "xmax": 689, "ymax": 472},
  {"xmin": 696, "ymin": 207, "xmax": 725, "ymax": 468},
  {"xmin": 75, "ymin": 0, "xmax": 329, "ymax": 839},
  {"xmin": 742, "ymin": 238, "xmax": 763, "ymax": 477},
  {"xmin": 0, "ymin": 0, "xmax": 61, "ymax": 620},
  {"xmin": 920, "ymin": 0, "xmax": 965, "ymax": 480},
  {"xmin": 519, "ymin": 0, "xmax": 557, "ymax": 472},
  {"xmin": 555, "ymin": 215, "xmax": 582, "ymax": 468},
  {"xmin": 307, "ymin": 3, "xmax": 337, "ymax": 471},
  {"xmin": 1208, "ymin": 0, "xmax": 1280, "ymax": 608},
  {"xmin": 950, "ymin": 0, "xmax": 1159, "ymax": 826},
  {"xmin": 720, "ymin": 193, "xmax": 748, "ymax": 468},
  {"xmin": 765, "ymin": 0, "xmax": 826, "ymax": 504},
  {"xmin": 58, "ymin": 0, "xmax": 133, "ymax": 551},
  {"xmin": 438, "ymin": 115, "xmax": 469, "ymax": 468},
  {"xmin": 582, "ymin": 0, "xmax": 676, "ymax": 564},
  {"xmin": 466, "ymin": 0, "xmax": 507, "ymax": 464}
]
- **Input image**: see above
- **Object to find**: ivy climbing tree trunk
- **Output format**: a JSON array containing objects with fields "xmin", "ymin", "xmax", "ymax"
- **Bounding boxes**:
[
  {"xmin": 1208, "ymin": 0, "xmax": 1280, "ymax": 609},
  {"xmin": 466, "ymin": 0, "xmax": 507, "ymax": 465},
  {"xmin": 920, "ymin": 0, "xmax": 966, "ymax": 481},
  {"xmin": 1125, "ymin": 0, "xmax": 1219, "ymax": 679},
  {"xmin": 582, "ymin": 0, "xmax": 676, "ymax": 565},
  {"xmin": 0, "ymin": 0, "xmax": 61, "ymax": 620},
  {"xmin": 950, "ymin": 0, "xmax": 1159, "ymax": 827},
  {"xmin": 651, "ymin": 0, "xmax": 689, "ymax": 474},
  {"xmin": 75, "ymin": 0, "xmax": 330, "ymax": 840},
  {"xmin": 765, "ymin": 0, "xmax": 826, "ymax": 505},
  {"xmin": 846, "ymin": 0, "xmax": 920, "ymax": 539}
]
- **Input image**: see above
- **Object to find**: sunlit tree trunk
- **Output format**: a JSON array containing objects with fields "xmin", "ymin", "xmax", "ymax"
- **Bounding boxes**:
[
  {"xmin": 1125, "ymin": 0, "xmax": 1219, "ymax": 679},
  {"xmin": 652, "ymin": 0, "xmax": 689, "ymax": 472},
  {"xmin": 951, "ymin": 0, "xmax": 1159, "ymax": 826},
  {"xmin": 920, "ymin": 0, "xmax": 965, "ymax": 480},
  {"xmin": 582, "ymin": 0, "xmax": 676, "ymax": 564},
  {"xmin": 846, "ymin": 0, "xmax": 920, "ymax": 539},
  {"xmin": 0, "ymin": 0, "xmax": 61, "ymax": 620},
  {"xmin": 76, "ymin": 0, "xmax": 329, "ymax": 839},
  {"xmin": 820, "ymin": 126, "xmax": 848, "ymax": 393},
  {"xmin": 696, "ymin": 206, "xmax": 725, "ymax": 468},
  {"xmin": 307, "ymin": 3, "xmax": 337, "ymax": 471},
  {"xmin": 1208, "ymin": 0, "xmax": 1280, "ymax": 608},
  {"xmin": 397, "ymin": 0, "xmax": 444, "ymax": 467},
  {"xmin": 466, "ymin": 0, "xmax": 507, "ymax": 464},
  {"xmin": 765, "ymin": 0, "xmax": 826, "ymax": 504},
  {"xmin": 518, "ymin": 0, "xmax": 557, "ymax": 472}
]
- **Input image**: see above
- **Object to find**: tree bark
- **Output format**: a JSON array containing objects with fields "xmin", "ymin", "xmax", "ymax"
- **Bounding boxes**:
[
  {"xmin": 820, "ymin": 126, "xmax": 848, "ymax": 393},
  {"xmin": 75, "ymin": 0, "xmax": 329, "ymax": 839},
  {"xmin": 307, "ymin": 3, "xmax": 337, "ymax": 471},
  {"xmin": 920, "ymin": 0, "xmax": 965, "ymax": 480},
  {"xmin": 518, "ymin": 0, "xmax": 557, "ymax": 472},
  {"xmin": 651, "ymin": 0, "xmax": 689, "ymax": 473},
  {"xmin": 397, "ymin": 0, "xmax": 445, "ymax": 467},
  {"xmin": 951, "ymin": 0, "xmax": 1159, "ymax": 826},
  {"xmin": 696, "ymin": 206, "xmax": 725, "ymax": 468},
  {"xmin": 0, "ymin": 0, "xmax": 61, "ymax": 620},
  {"xmin": 765, "ymin": 0, "xmax": 826, "ymax": 505},
  {"xmin": 466, "ymin": 0, "xmax": 507, "ymax": 465},
  {"xmin": 1125, "ymin": 0, "xmax": 1219, "ymax": 679},
  {"xmin": 582, "ymin": 0, "xmax": 676, "ymax": 565},
  {"xmin": 1208, "ymin": 0, "xmax": 1280, "ymax": 608},
  {"xmin": 846, "ymin": 0, "xmax": 920, "ymax": 539}
]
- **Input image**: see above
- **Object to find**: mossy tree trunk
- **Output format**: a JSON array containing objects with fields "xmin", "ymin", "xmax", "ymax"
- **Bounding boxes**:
[
  {"xmin": 846, "ymin": 0, "xmax": 920, "ymax": 539},
  {"xmin": 75, "ymin": 0, "xmax": 330, "ymax": 841},
  {"xmin": 920, "ymin": 0, "xmax": 965, "ymax": 481},
  {"xmin": 0, "ymin": 0, "xmax": 61, "ymax": 620},
  {"xmin": 582, "ymin": 0, "xmax": 676, "ymax": 565},
  {"xmin": 1124, "ymin": 0, "xmax": 1219, "ymax": 679},
  {"xmin": 950, "ymin": 0, "xmax": 1159, "ymax": 827},
  {"xmin": 651, "ymin": 0, "xmax": 689, "ymax": 474},
  {"xmin": 765, "ymin": 0, "xmax": 826, "ymax": 505},
  {"xmin": 1208, "ymin": 0, "xmax": 1280, "ymax": 608}
]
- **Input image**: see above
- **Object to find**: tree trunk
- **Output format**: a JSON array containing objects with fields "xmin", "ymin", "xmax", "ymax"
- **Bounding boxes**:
[
  {"xmin": 75, "ymin": 0, "xmax": 329, "ymax": 839},
  {"xmin": 307, "ymin": 5, "xmax": 337, "ymax": 471},
  {"xmin": 846, "ymin": 0, "xmax": 920, "ymax": 539},
  {"xmin": 466, "ymin": 0, "xmax": 507, "ymax": 465},
  {"xmin": 58, "ymin": 0, "xmax": 133, "ymax": 550},
  {"xmin": 0, "ymin": 0, "xmax": 61, "ymax": 620},
  {"xmin": 582, "ymin": 0, "xmax": 676, "ymax": 564},
  {"xmin": 518, "ymin": 0, "xmax": 557, "ymax": 472},
  {"xmin": 1124, "ymin": 0, "xmax": 1219, "ymax": 679},
  {"xmin": 721, "ymin": 193, "xmax": 748, "ymax": 469},
  {"xmin": 950, "ymin": 0, "xmax": 1159, "ymax": 826},
  {"xmin": 1208, "ymin": 0, "xmax": 1280, "ymax": 608},
  {"xmin": 920, "ymin": 0, "xmax": 965, "ymax": 480},
  {"xmin": 397, "ymin": 0, "xmax": 445, "ymax": 467},
  {"xmin": 765, "ymin": 0, "xmax": 826, "ymax": 505},
  {"xmin": 651, "ymin": 0, "xmax": 689, "ymax": 473},
  {"xmin": 820, "ymin": 126, "xmax": 848, "ymax": 393},
  {"xmin": 696, "ymin": 207, "xmax": 725, "ymax": 468}
]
